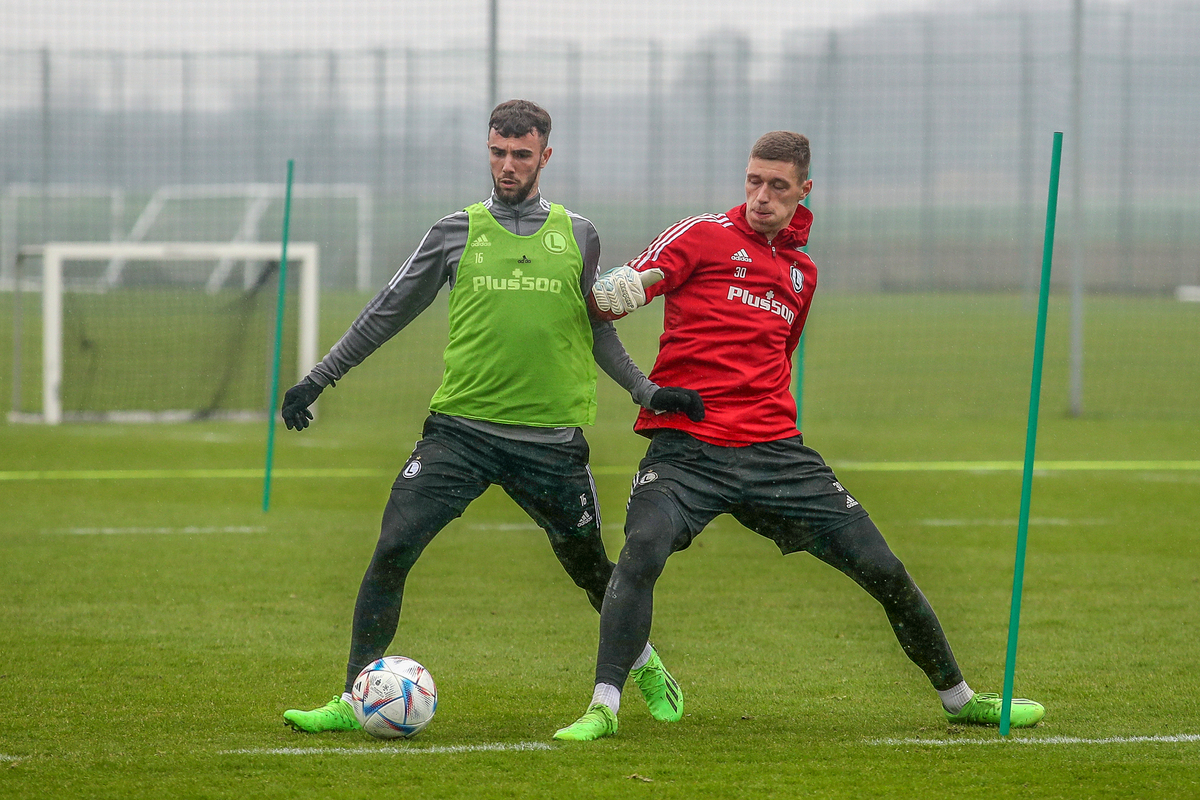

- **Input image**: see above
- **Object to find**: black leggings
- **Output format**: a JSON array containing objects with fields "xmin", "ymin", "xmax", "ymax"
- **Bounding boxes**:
[
  {"xmin": 595, "ymin": 495, "xmax": 964, "ymax": 692},
  {"xmin": 344, "ymin": 488, "xmax": 613, "ymax": 692}
]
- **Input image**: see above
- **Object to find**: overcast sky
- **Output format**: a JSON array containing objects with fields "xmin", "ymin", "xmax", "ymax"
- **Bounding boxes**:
[{"xmin": 6, "ymin": 0, "xmax": 951, "ymax": 52}]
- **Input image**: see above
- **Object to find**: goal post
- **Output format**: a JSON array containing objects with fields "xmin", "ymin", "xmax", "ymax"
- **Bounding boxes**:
[
  {"xmin": 27, "ymin": 241, "xmax": 318, "ymax": 425},
  {"xmin": 2, "ymin": 182, "xmax": 372, "ymax": 291}
]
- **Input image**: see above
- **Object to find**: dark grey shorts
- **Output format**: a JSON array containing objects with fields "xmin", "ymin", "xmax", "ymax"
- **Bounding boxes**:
[
  {"xmin": 391, "ymin": 413, "xmax": 602, "ymax": 540},
  {"xmin": 627, "ymin": 429, "xmax": 870, "ymax": 554}
]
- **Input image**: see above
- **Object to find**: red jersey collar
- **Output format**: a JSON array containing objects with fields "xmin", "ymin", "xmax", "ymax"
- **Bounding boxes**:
[{"xmin": 730, "ymin": 202, "xmax": 813, "ymax": 250}]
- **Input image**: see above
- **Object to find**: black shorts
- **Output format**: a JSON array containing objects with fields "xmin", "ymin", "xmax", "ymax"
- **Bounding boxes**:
[
  {"xmin": 391, "ymin": 413, "xmax": 602, "ymax": 540},
  {"xmin": 627, "ymin": 429, "xmax": 870, "ymax": 554}
]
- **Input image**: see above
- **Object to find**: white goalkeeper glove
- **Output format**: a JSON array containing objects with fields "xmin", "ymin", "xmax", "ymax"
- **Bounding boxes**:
[{"xmin": 591, "ymin": 266, "xmax": 665, "ymax": 318}]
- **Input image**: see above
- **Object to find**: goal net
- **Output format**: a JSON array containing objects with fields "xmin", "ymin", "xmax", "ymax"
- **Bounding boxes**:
[{"xmin": 11, "ymin": 241, "xmax": 318, "ymax": 424}]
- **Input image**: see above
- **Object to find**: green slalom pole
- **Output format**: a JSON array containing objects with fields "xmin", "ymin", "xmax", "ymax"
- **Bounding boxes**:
[
  {"xmin": 1001, "ymin": 132, "xmax": 1062, "ymax": 736},
  {"xmin": 262, "ymin": 159, "xmax": 295, "ymax": 513}
]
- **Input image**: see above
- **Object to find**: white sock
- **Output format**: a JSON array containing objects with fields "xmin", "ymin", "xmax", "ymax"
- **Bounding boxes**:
[
  {"xmin": 937, "ymin": 681, "xmax": 975, "ymax": 714},
  {"xmin": 341, "ymin": 691, "xmax": 353, "ymax": 705},
  {"xmin": 631, "ymin": 642, "xmax": 654, "ymax": 671},
  {"xmin": 592, "ymin": 682, "xmax": 621, "ymax": 715}
]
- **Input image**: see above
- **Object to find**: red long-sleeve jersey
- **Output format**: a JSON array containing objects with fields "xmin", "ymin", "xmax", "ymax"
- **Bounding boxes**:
[{"xmin": 630, "ymin": 202, "xmax": 818, "ymax": 445}]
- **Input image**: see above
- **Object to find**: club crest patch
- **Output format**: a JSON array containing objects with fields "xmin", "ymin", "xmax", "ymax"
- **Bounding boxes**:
[
  {"xmin": 402, "ymin": 459, "xmax": 422, "ymax": 478},
  {"xmin": 790, "ymin": 264, "xmax": 804, "ymax": 294},
  {"xmin": 542, "ymin": 230, "xmax": 568, "ymax": 254}
]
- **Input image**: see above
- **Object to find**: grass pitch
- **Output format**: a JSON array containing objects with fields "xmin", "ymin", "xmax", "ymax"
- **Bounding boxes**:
[{"xmin": 1, "ymin": 291, "xmax": 1198, "ymax": 798}]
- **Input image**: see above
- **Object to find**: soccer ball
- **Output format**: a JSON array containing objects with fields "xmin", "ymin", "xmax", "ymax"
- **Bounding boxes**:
[{"xmin": 351, "ymin": 656, "xmax": 438, "ymax": 739}]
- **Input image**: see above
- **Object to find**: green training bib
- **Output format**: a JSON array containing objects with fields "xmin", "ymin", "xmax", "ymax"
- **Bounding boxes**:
[{"xmin": 428, "ymin": 203, "xmax": 597, "ymax": 427}]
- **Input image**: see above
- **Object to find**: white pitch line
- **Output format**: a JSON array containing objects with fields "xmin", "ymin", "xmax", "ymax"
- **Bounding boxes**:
[
  {"xmin": 49, "ymin": 526, "xmax": 267, "ymax": 535},
  {"xmin": 869, "ymin": 734, "xmax": 1200, "ymax": 747},
  {"xmin": 466, "ymin": 523, "xmax": 542, "ymax": 531},
  {"xmin": 0, "ymin": 754, "xmax": 21, "ymax": 761},
  {"xmin": 468, "ymin": 522, "xmax": 630, "ymax": 531},
  {"xmin": 221, "ymin": 742, "xmax": 552, "ymax": 756},
  {"xmin": 919, "ymin": 518, "xmax": 1108, "ymax": 527}
]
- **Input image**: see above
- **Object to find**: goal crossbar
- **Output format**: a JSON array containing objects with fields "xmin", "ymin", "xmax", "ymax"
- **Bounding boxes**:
[{"xmin": 33, "ymin": 241, "xmax": 319, "ymax": 425}]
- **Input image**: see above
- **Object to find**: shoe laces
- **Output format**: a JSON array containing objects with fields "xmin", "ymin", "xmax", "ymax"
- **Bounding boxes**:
[{"xmin": 318, "ymin": 697, "xmax": 350, "ymax": 718}]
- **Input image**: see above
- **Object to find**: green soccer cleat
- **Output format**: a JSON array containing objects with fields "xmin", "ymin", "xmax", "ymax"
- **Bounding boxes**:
[
  {"xmin": 945, "ymin": 692, "xmax": 1045, "ymax": 728},
  {"xmin": 553, "ymin": 703, "xmax": 619, "ymax": 741},
  {"xmin": 630, "ymin": 646, "xmax": 684, "ymax": 722},
  {"xmin": 283, "ymin": 696, "xmax": 362, "ymax": 733}
]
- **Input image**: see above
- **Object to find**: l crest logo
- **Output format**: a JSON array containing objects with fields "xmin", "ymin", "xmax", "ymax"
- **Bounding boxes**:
[{"xmin": 790, "ymin": 264, "xmax": 804, "ymax": 293}]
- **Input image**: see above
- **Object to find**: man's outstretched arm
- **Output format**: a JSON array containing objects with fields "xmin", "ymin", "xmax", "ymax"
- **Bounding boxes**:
[
  {"xmin": 590, "ymin": 321, "xmax": 703, "ymax": 422},
  {"xmin": 280, "ymin": 214, "xmax": 462, "ymax": 431}
]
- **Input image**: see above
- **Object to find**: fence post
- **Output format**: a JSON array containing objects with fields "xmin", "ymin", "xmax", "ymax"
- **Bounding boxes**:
[{"xmin": 1069, "ymin": 0, "xmax": 1085, "ymax": 416}]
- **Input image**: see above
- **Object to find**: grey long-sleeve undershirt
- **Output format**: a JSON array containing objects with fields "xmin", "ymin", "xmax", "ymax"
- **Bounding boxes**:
[{"xmin": 306, "ymin": 191, "xmax": 657, "ymax": 441}]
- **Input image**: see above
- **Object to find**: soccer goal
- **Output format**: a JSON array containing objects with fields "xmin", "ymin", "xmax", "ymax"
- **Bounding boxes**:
[
  {"xmin": 12, "ymin": 241, "xmax": 318, "ymax": 425},
  {"xmin": 2, "ymin": 181, "xmax": 372, "ymax": 291}
]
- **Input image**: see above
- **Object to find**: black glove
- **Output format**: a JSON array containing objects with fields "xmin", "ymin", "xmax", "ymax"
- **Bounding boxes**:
[
  {"xmin": 281, "ymin": 376, "xmax": 324, "ymax": 430},
  {"xmin": 648, "ymin": 386, "xmax": 705, "ymax": 422}
]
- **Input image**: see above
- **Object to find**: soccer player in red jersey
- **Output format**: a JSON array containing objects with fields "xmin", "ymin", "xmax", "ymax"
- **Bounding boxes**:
[{"xmin": 554, "ymin": 131, "xmax": 1046, "ymax": 741}]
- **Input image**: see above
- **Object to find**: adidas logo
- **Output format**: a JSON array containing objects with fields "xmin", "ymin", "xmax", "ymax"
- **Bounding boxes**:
[
  {"xmin": 576, "ymin": 510, "xmax": 594, "ymax": 527},
  {"xmin": 471, "ymin": 234, "xmax": 492, "ymax": 247},
  {"xmin": 518, "ymin": 255, "xmax": 531, "ymax": 264},
  {"xmin": 731, "ymin": 249, "xmax": 752, "ymax": 263},
  {"xmin": 846, "ymin": 496, "xmax": 860, "ymax": 509}
]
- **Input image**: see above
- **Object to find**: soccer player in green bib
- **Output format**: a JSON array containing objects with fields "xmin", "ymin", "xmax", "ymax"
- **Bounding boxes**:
[{"xmin": 280, "ymin": 100, "xmax": 703, "ymax": 733}]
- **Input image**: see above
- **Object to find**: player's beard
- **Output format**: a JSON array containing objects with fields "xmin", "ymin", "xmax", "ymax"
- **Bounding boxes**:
[{"xmin": 493, "ymin": 167, "xmax": 541, "ymax": 204}]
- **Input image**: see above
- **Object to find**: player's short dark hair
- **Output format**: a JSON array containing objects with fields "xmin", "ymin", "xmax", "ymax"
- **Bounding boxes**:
[
  {"xmin": 488, "ymin": 100, "xmax": 552, "ymax": 148},
  {"xmin": 750, "ymin": 131, "xmax": 811, "ymax": 182}
]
